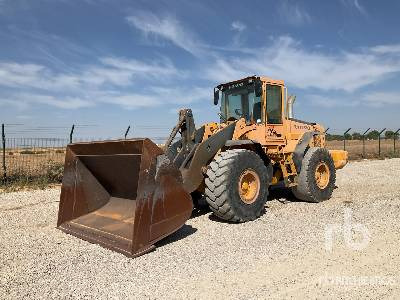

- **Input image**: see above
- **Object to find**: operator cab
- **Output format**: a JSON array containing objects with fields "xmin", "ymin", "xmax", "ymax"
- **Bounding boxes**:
[{"xmin": 214, "ymin": 76, "xmax": 285, "ymax": 125}]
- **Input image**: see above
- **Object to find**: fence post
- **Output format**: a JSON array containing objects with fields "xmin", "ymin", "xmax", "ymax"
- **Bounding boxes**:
[
  {"xmin": 378, "ymin": 128, "xmax": 386, "ymax": 157},
  {"xmin": 362, "ymin": 128, "xmax": 371, "ymax": 158},
  {"xmin": 1, "ymin": 124, "xmax": 6, "ymax": 182},
  {"xmin": 124, "ymin": 125, "xmax": 131, "ymax": 139},
  {"xmin": 394, "ymin": 128, "xmax": 400, "ymax": 154},
  {"xmin": 69, "ymin": 124, "xmax": 75, "ymax": 144},
  {"xmin": 343, "ymin": 128, "xmax": 351, "ymax": 151}
]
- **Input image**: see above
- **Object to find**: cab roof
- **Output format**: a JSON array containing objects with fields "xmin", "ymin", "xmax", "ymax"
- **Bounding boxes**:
[{"xmin": 217, "ymin": 75, "xmax": 285, "ymax": 89}]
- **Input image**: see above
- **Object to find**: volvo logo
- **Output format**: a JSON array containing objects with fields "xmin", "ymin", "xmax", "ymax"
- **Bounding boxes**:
[{"xmin": 227, "ymin": 82, "xmax": 244, "ymax": 90}]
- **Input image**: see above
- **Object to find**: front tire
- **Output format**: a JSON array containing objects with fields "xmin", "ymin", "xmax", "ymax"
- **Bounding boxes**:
[
  {"xmin": 205, "ymin": 149, "xmax": 269, "ymax": 222},
  {"xmin": 292, "ymin": 147, "xmax": 336, "ymax": 202}
]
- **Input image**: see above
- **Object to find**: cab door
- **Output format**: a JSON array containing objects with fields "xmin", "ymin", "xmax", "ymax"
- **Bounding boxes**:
[{"xmin": 265, "ymin": 84, "xmax": 285, "ymax": 144}]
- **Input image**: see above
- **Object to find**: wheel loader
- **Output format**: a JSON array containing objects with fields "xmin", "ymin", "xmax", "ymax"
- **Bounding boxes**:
[{"xmin": 57, "ymin": 75, "xmax": 348, "ymax": 257}]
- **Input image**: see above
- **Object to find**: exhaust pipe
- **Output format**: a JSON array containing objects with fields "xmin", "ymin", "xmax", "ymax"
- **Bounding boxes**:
[{"xmin": 287, "ymin": 95, "xmax": 296, "ymax": 119}]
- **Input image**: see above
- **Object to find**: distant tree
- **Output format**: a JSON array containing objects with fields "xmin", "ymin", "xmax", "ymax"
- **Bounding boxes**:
[
  {"xmin": 385, "ymin": 131, "xmax": 394, "ymax": 139},
  {"xmin": 344, "ymin": 133, "xmax": 352, "ymax": 140},
  {"xmin": 385, "ymin": 130, "xmax": 399, "ymax": 140},
  {"xmin": 366, "ymin": 130, "xmax": 380, "ymax": 140},
  {"xmin": 326, "ymin": 134, "xmax": 343, "ymax": 141},
  {"xmin": 352, "ymin": 132, "xmax": 362, "ymax": 140},
  {"xmin": 326, "ymin": 133, "xmax": 333, "ymax": 141}
]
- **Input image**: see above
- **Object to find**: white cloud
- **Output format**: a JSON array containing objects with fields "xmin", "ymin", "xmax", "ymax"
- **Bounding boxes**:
[
  {"xmin": 10, "ymin": 94, "xmax": 93, "ymax": 109},
  {"xmin": 0, "ymin": 27, "xmax": 94, "ymax": 71},
  {"xmin": 125, "ymin": 14, "xmax": 400, "ymax": 93},
  {"xmin": 353, "ymin": 0, "xmax": 367, "ymax": 15},
  {"xmin": 3, "ymin": 13, "xmax": 400, "ymax": 113},
  {"xmin": 0, "ymin": 62, "xmax": 46, "ymax": 87},
  {"xmin": 16, "ymin": 115, "xmax": 33, "ymax": 120},
  {"xmin": 205, "ymin": 36, "xmax": 400, "ymax": 92},
  {"xmin": 307, "ymin": 95, "xmax": 358, "ymax": 108},
  {"xmin": 100, "ymin": 57, "xmax": 181, "ymax": 77},
  {"xmin": 231, "ymin": 21, "xmax": 246, "ymax": 32},
  {"xmin": 231, "ymin": 21, "xmax": 247, "ymax": 47},
  {"xmin": 126, "ymin": 12, "xmax": 204, "ymax": 57},
  {"xmin": 0, "ymin": 98, "xmax": 29, "ymax": 110},
  {"xmin": 81, "ymin": 85, "xmax": 209, "ymax": 111},
  {"xmin": 341, "ymin": 0, "xmax": 367, "ymax": 16},
  {"xmin": 150, "ymin": 86, "xmax": 210, "ymax": 105},
  {"xmin": 0, "ymin": 56, "xmax": 182, "ymax": 91},
  {"xmin": 362, "ymin": 92, "xmax": 400, "ymax": 107},
  {"xmin": 370, "ymin": 44, "xmax": 400, "ymax": 54},
  {"xmin": 0, "ymin": 57, "xmax": 208, "ymax": 111},
  {"xmin": 32, "ymin": 95, "xmax": 93, "ymax": 109},
  {"xmin": 1, "ymin": 85, "xmax": 210, "ymax": 111},
  {"xmin": 0, "ymin": 55, "xmax": 194, "ymax": 110},
  {"xmin": 277, "ymin": 1, "xmax": 312, "ymax": 26},
  {"xmin": 205, "ymin": 59, "xmax": 246, "ymax": 83},
  {"xmin": 307, "ymin": 92, "xmax": 400, "ymax": 108},
  {"xmin": 83, "ymin": 57, "xmax": 182, "ymax": 87},
  {"xmin": 98, "ymin": 93, "xmax": 161, "ymax": 110},
  {"xmin": 0, "ymin": 62, "xmax": 80, "ymax": 91}
]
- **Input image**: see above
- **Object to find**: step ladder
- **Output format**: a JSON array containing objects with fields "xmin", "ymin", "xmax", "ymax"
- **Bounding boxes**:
[{"xmin": 279, "ymin": 153, "xmax": 298, "ymax": 187}]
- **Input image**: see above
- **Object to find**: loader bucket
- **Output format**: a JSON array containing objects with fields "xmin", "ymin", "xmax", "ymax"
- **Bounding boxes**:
[{"xmin": 57, "ymin": 139, "xmax": 193, "ymax": 258}]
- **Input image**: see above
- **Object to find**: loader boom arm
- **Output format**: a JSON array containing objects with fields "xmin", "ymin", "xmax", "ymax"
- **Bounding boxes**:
[{"xmin": 164, "ymin": 109, "xmax": 236, "ymax": 193}]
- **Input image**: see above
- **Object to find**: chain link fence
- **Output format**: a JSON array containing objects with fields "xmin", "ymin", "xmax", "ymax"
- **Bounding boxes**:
[
  {"xmin": 1, "ymin": 123, "xmax": 400, "ymax": 186},
  {"xmin": 2, "ymin": 137, "xmax": 68, "ymax": 183}
]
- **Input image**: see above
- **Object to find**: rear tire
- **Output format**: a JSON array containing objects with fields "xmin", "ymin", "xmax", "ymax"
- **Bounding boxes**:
[
  {"xmin": 292, "ymin": 147, "xmax": 336, "ymax": 203},
  {"xmin": 205, "ymin": 149, "xmax": 269, "ymax": 222}
]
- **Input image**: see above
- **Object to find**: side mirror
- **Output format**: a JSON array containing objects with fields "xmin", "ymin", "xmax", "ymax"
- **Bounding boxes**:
[{"xmin": 214, "ymin": 88, "xmax": 219, "ymax": 105}]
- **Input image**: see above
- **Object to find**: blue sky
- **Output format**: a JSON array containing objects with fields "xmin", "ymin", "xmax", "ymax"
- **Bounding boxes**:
[{"xmin": 1, "ymin": 0, "xmax": 400, "ymax": 138}]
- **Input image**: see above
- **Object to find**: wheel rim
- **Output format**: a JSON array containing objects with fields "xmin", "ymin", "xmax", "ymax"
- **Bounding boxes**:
[
  {"xmin": 238, "ymin": 169, "xmax": 260, "ymax": 204},
  {"xmin": 315, "ymin": 162, "xmax": 330, "ymax": 189}
]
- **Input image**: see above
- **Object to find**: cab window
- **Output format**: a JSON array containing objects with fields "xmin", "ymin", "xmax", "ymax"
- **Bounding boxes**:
[
  {"xmin": 266, "ymin": 85, "xmax": 282, "ymax": 124},
  {"xmin": 220, "ymin": 83, "xmax": 262, "ymax": 123}
]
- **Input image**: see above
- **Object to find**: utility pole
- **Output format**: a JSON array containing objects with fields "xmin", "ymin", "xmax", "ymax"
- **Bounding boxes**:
[
  {"xmin": 394, "ymin": 129, "xmax": 400, "ymax": 154},
  {"xmin": 1, "ymin": 124, "xmax": 6, "ymax": 182},
  {"xmin": 69, "ymin": 124, "xmax": 75, "ymax": 144},
  {"xmin": 124, "ymin": 125, "xmax": 131, "ymax": 139},
  {"xmin": 343, "ymin": 128, "xmax": 351, "ymax": 151},
  {"xmin": 378, "ymin": 128, "xmax": 386, "ymax": 157},
  {"xmin": 362, "ymin": 128, "xmax": 370, "ymax": 158}
]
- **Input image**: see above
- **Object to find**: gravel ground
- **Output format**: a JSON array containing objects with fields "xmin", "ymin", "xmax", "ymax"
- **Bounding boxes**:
[{"xmin": 1, "ymin": 159, "xmax": 400, "ymax": 299}]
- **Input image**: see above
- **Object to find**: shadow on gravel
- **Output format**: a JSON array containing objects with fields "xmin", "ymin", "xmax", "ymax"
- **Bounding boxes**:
[
  {"xmin": 190, "ymin": 184, "xmax": 312, "ymax": 224},
  {"xmin": 267, "ymin": 185, "xmax": 301, "ymax": 204},
  {"xmin": 154, "ymin": 205, "xmax": 207, "ymax": 248},
  {"xmin": 207, "ymin": 185, "xmax": 305, "ymax": 223},
  {"xmin": 155, "ymin": 224, "xmax": 198, "ymax": 248},
  {"xmin": 208, "ymin": 206, "xmax": 269, "ymax": 224},
  {"xmin": 191, "ymin": 206, "xmax": 210, "ymax": 219}
]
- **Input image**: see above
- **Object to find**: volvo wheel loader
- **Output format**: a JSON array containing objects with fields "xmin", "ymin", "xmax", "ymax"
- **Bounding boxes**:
[{"xmin": 57, "ymin": 75, "xmax": 348, "ymax": 257}]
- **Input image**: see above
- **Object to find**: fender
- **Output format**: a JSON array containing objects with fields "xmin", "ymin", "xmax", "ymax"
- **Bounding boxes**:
[
  {"xmin": 224, "ymin": 139, "xmax": 268, "ymax": 161},
  {"xmin": 224, "ymin": 139, "xmax": 272, "ymax": 178},
  {"xmin": 293, "ymin": 131, "xmax": 319, "ymax": 172}
]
